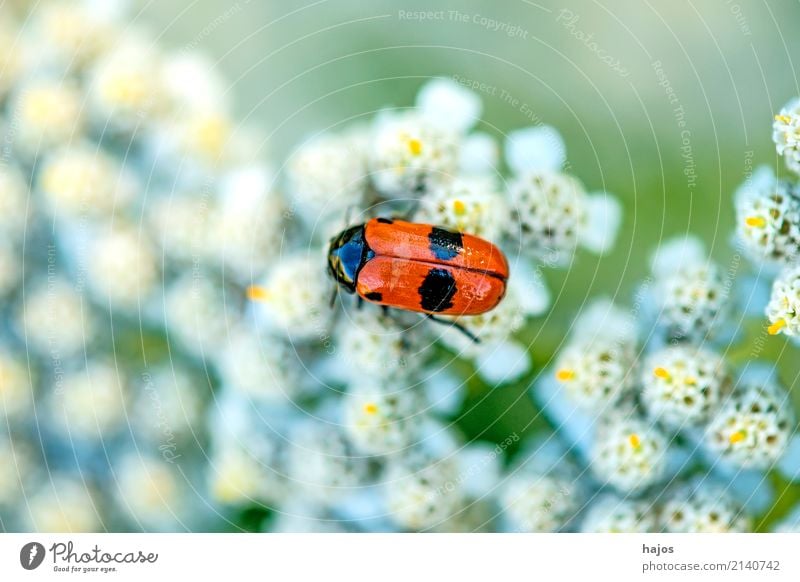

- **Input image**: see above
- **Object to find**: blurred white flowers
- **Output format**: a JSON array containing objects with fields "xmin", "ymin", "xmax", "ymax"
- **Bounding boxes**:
[
  {"xmin": 641, "ymin": 345, "xmax": 730, "ymax": 428},
  {"xmin": 773, "ymin": 98, "xmax": 800, "ymax": 175},
  {"xmin": 660, "ymin": 480, "xmax": 750, "ymax": 533},
  {"xmin": 648, "ymin": 236, "xmax": 729, "ymax": 341},
  {"xmin": 580, "ymin": 496, "xmax": 657, "ymax": 533},
  {"xmin": 735, "ymin": 166, "xmax": 800, "ymax": 266},
  {"xmin": 705, "ymin": 377, "xmax": 794, "ymax": 470},
  {"xmin": 500, "ymin": 471, "xmax": 581, "ymax": 533},
  {"xmin": 766, "ymin": 263, "xmax": 800, "ymax": 336}
]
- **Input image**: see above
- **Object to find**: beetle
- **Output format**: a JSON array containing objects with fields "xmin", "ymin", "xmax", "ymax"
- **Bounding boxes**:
[{"xmin": 327, "ymin": 217, "xmax": 509, "ymax": 341}]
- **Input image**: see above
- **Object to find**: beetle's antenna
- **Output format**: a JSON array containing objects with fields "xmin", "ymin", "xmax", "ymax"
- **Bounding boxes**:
[
  {"xmin": 329, "ymin": 285, "xmax": 338, "ymax": 309},
  {"xmin": 398, "ymin": 198, "xmax": 421, "ymax": 221}
]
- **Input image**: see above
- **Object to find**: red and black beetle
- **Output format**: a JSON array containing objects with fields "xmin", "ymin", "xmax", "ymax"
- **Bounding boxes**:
[{"xmin": 327, "ymin": 217, "xmax": 509, "ymax": 339}]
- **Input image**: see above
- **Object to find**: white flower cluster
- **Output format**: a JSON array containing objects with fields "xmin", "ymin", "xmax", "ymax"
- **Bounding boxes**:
[
  {"xmin": 660, "ymin": 480, "xmax": 750, "ymax": 533},
  {"xmin": 580, "ymin": 495, "xmax": 657, "ymax": 533},
  {"xmin": 642, "ymin": 345, "xmax": 730, "ymax": 429},
  {"xmin": 715, "ymin": 107, "xmax": 800, "ymax": 526},
  {"xmin": 539, "ymin": 230, "xmax": 798, "ymax": 531},
  {"xmin": 735, "ymin": 166, "xmax": 800, "ymax": 266},
  {"xmin": 766, "ymin": 263, "xmax": 800, "ymax": 337},
  {"xmin": 590, "ymin": 410, "xmax": 669, "ymax": 493},
  {"xmin": 648, "ymin": 237, "xmax": 729, "ymax": 340},
  {"xmin": 734, "ymin": 101, "xmax": 800, "ymax": 349},
  {"xmin": 553, "ymin": 299, "xmax": 638, "ymax": 411},
  {"xmin": 581, "ymin": 474, "xmax": 766, "ymax": 532},
  {"xmin": 500, "ymin": 471, "xmax": 581, "ymax": 533},
  {"xmin": 773, "ymin": 98, "xmax": 800, "ymax": 175},
  {"xmin": 504, "ymin": 126, "xmax": 621, "ymax": 265},
  {"xmin": 0, "ymin": 0, "xmax": 285, "ymax": 532},
  {"xmin": 705, "ymin": 378, "xmax": 794, "ymax": 470}
]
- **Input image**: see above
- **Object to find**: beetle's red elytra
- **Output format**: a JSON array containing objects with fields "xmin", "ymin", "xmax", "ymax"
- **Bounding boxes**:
[{"xmin": 326, "ymin": 218, "xmax": 509, "ymax": 316}]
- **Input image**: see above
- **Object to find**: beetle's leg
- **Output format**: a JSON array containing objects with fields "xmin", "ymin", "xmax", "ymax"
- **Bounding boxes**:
[
  {"xmin": 381, "ymin": 305, "xmax": 390, "ymax": 317},
  {"xmin": 329, "ymin": 286, "xmax": 338, "ymax": 309},
  {"xmin": 357, "ymin": 296, "xmax": 364, "ymax": 310},
  {"xmin": 425, "ymin": 314, "xmax": 481, "ymax": 344}
]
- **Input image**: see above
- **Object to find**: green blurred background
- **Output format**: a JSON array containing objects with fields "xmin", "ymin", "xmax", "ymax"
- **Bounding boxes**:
[{"xmin": 138, "ymin": 0, "xmax": 800, "ymax": 527}]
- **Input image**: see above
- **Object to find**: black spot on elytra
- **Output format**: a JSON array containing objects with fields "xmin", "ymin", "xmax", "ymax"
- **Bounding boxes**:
[
  {"xmin": 377, "ymin": 217, "xmax": 393, "ymax": 224},
  {"xmin": 418, "ymin": 268, "xmax": 457, "ymax": 312},
  {"xmin": 428, "ymin": 227, "xmax": 463, "ymax": 260},
  {"xmin": 364, "ymin": 291, "xmax": 383, "ymax": 301}
]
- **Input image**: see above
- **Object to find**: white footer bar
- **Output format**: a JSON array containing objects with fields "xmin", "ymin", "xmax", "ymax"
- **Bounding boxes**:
[{"xmin": 1, "ymin": 533, "xmax": 797, "ymax": 581}]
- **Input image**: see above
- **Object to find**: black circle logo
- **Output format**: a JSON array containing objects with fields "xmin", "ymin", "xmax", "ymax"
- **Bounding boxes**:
[{"xmin": 20, "ymin": 542, "xmax": 45, "ymax": 570}]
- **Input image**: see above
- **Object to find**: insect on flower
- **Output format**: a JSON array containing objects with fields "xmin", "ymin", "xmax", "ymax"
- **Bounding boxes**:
[{"xmin": 326, "ymin": 217, "xmax": 510, "ymax": 341}]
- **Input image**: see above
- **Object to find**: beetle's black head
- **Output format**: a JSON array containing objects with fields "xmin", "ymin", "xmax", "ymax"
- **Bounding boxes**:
[{"xmin": 327, "ymin": 224, "xmax": 369, "ymax": 293}]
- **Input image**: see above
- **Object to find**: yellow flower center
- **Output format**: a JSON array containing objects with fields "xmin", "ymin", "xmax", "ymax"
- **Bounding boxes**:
[
  {"xmin": 653, "ymin": 367, "xmax": 670, "ymax": 380},
  {"xmin": 103, "ymin": 71, "xmax": 150, "ymax": 109},
  {"xmin": 246, "ymin": 285, "xmax": 270, "ymax": 301},
  {"xmin": 768, "ymin": 318, "xmax": 787, "ymax": 336},
  {"xmin": 23, "ymin": 88, "xmax": 63, "ymax": 122},
  {"xmin": 190, "ymin": 113, "xmax": 231, "ymax": 161},
  {"xmin": 556, "ymin": 368, "xmax": 575, "ymax": 381},
  {"xmin": 408, "ymin": 138, "xmax": 423, "ymax": 156},
  {"xmin": 729, "ymin": 430, "xmax": 746, "ymax": 444}
]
